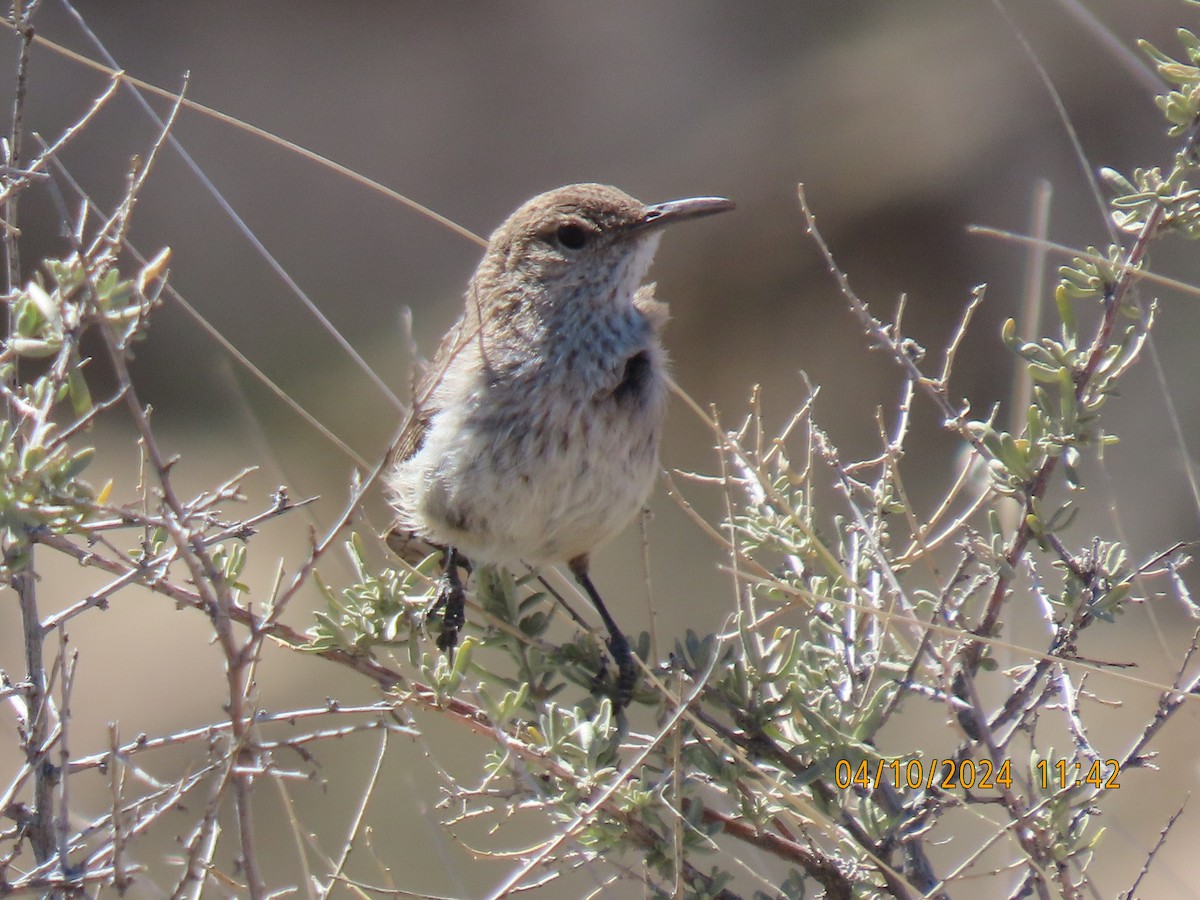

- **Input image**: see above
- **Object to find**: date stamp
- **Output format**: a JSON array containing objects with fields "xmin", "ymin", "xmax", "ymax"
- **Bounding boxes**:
[{"xmin": 833, "ymin": 757, "xmax": 1121, "ymax": 792}]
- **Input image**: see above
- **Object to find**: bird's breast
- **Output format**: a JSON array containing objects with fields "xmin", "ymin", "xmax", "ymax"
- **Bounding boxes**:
[{"xmin": 400, "ymin": 305, "xmax": 668, "ymax": 564}]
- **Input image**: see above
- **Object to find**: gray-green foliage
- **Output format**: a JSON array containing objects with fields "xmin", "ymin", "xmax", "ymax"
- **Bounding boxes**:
[
  {"xmin": 312, "ymin": 22, "xmax": 1200, "ymax": 898},
  {"xmin": 2, "ymin": 251, "xmax": 165, "ymax": 550}
]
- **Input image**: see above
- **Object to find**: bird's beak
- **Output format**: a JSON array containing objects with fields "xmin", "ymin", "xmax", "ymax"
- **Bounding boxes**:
[{"xmin": 634, "ymin": 196, "xmax": 735, "ymax": 232}]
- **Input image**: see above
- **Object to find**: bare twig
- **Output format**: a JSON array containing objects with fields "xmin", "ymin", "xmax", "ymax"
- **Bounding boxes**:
[{"xmin": 1122, "ymin": 797, "xmax": 1189, "ymax": 900}]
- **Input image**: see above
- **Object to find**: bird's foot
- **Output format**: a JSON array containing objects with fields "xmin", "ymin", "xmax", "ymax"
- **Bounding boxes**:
[
  {"xmin": 427, "ymin": 552, "xmax": 466, "ymax": 655},
  {"xmin": 592, "ymin": 631, "xmax": 636, "ymax": 713}
]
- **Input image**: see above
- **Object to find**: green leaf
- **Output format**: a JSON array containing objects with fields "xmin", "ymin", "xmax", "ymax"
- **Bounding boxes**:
[
  {"xmin": 67, "ymin": 365, "xmax": 93, "ymax": 418},
  {"xmin": 9, "ymin": 337, "xmax": 60, "ymax": 358},
  {"xmin": 25, "ymin": 281, "xmax": 60, "ymax": 327},
  {"xmin": 60, "ymin": 447, "xmax": 95, "ymax": 482},
  {"xmin": 1054, "ymin": 285, "xmax": 1077, "ymax": 342}
]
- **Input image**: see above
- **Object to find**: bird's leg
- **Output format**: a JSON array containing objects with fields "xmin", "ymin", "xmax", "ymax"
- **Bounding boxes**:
[
  {"xmin": 430, "ymin": 546, "xmax": 467, "ymax": 654},
  {"xmin": 568, "ymin": 555, "xmax": 635, "ymax": 709}
]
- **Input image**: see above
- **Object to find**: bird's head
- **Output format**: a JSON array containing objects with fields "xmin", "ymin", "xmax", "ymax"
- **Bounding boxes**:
[{"xmin": 474, "ymin": 183, "xmax": 733, "ymax": 317}]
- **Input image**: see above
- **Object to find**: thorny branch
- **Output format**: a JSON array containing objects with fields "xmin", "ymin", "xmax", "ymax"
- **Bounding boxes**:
[
  {"xmin": 4, "ymin": 0, "xmax": 54, "ymax": 872},
  {"xmin": 785, "ymin": 98, "xmax": 1200, "ymax": 895}
]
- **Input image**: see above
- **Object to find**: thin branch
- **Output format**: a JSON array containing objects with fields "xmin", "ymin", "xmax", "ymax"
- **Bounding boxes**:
[{"xmin": 1122, "ymin": 797, "xmax": 1189, "ymax": 900}]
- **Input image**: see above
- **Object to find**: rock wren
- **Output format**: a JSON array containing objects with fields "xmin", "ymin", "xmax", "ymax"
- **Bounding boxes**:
[{"xmin": 386, "ymin": 183, "xmax": 733, "ymax": 707}]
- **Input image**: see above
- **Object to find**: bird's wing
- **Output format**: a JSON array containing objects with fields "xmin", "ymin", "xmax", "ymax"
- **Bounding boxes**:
[
  {"xmin": 382, "ymin": 288, "xmax": 490, "ymax": 562},
  {"xmin": 387, "ymin": 286, "xmax": 488, "ymax": 468}
]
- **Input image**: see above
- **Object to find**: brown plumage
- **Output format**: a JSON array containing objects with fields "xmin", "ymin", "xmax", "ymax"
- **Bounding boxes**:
[{"xmin": 385, "ymin": 183, "xmax": 733, "ymax": 709}]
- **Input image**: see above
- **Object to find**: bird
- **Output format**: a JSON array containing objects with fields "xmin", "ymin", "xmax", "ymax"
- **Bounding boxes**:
[{"xmin": 385, "ymin": 183, "xmax": 733, "ymax": 708}]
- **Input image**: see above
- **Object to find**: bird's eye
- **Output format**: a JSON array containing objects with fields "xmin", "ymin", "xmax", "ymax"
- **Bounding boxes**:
[{"xmin": 555, "ymin": 223, "xmax": 589, "ymax": 250}]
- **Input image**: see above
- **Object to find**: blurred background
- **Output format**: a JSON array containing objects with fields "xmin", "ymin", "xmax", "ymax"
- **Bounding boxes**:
[{"xmin": 3, "ymin": 0, "xmax": 1200, "ymax": 895}]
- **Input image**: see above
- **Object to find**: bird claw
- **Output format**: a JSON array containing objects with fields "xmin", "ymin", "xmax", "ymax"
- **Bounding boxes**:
[
  {"xmin": 591, "ymin": 632, "xmax": 636, "ymax": 713},
  {"xmin": 428, "ymin": 561, "xmax": 465, "ymax": 654}
]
